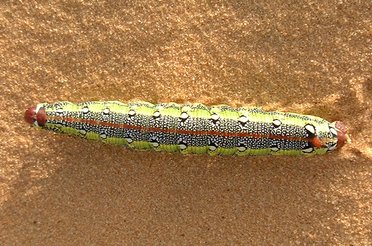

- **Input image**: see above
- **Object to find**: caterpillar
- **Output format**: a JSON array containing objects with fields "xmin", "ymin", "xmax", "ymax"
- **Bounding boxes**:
[{"xmin": 24, "ymin": 101, "xmax": 347, "ymax": 156}]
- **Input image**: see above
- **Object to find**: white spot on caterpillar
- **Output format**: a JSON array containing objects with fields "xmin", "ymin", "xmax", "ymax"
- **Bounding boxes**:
[
  {"xmin": 302, "ymin": 147, "xmax": 314, "ymax": 153},
  {"xmin": 180, "ymin": 112, "xmax": 189, "ymax": 120},
  {"xmin": 239, "ymin": 115, "xmax": 249, "ymax": 123},
  {"xmin": 178, "ymin": 112, "xmax": 189, "ymax": 126},
  {"xmin": 272, "ymin": 119, "xmax": 282, "ymax": 128},
  {"xmin": 150, "ymin": 137, "xmax": 160, "ymax": 147},
  {"xmin": 103, "ymin": 108, "xmax": 110, "ymax": 115},
  {"xmin": 79, "ymin": 129, "xmax": 87, "ymax": 135},
  {"xmin": 209, "ymin": 145, "xmax": 217, "ymax": 151},
  {"xmin": 237, "ymin": 145, "xmax": 247, "ymax": 152},
  {"xmin": 305, "ymin": 124, "xmax": 316, "ymax": 135},
  {"xmin": 151, "ymin": 141, "xmax": 159, "ymax": 147},
  {"xmin": 82, "ymin": 106, "xmax": 89, "ymax": 114},
  {"xmin": 270, "ymin": 146, "xmax": 279, "ymax": 152},
  {"xmin": 128, "ymin": 109, "xmax": 136, "ymax": 117},
  {"xmin": 209, "ymin": 113, "xmax": 220, "ymax": 126},
  {"xmin": 125, "ymin": 137, "xmax": 133, "ymax": 143},
  {"xmin": 153, "ymin": 111, "xmax": 161, "ymax": 118},
  {"xmin": 179, "ymin": 143, "xmax": 187, "ymax": 150},
  {"xmin": 211, "ymin": 113, "xmax": 219, "ymax": 121},
  {"xmin": 100, "ymin": 134, "xmax": 107, "ymax": 139}
]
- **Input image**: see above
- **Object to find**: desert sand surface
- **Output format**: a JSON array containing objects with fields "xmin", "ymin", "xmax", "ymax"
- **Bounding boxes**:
[{"xmin": 1, "ymin": 1, "xmax": 371, "ymax": 245}]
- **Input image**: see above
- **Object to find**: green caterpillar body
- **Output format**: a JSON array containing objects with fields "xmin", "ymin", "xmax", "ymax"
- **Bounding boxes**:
[{"xmin": 24, "ymin": 101, "xmax": 347, "ymax": 156}]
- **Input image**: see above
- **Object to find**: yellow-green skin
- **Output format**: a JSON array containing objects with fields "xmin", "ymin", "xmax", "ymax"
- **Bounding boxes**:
[{"xmin": 30, "ymin": 101, "xmax": 341, "ymax": 156}]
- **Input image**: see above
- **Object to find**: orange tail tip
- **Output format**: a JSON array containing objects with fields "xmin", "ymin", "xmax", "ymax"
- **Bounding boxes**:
[{"xmin": 334, "ymin": 121, "xmax": 347, "ymax": 149}]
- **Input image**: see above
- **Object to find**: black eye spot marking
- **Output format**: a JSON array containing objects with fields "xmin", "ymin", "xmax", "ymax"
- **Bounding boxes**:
[
  {"xmin": 272, "ymin": 119, "xmax": 282, "ymax": 128},
  {"xmin": 125, "ymin": 137, "xmax": 133, "ymax": 143},
  {"xmin": 237, "ymin": 142, "xmax": 247, "ymax": 152},
  {"xmin": 209, "ymin": 113, "xmax": 220, "ymax": 126},
  {"xmin": 178, "ymin": 138, "xmax": 187, "ymax": 150},
  {"xmin": 179, "ymin": 143, "xmax": 187, "ymax": 150},
  {"xmin": 153, "ymin": 111, "xmax": 161, "ymax": 119},
  {"xmin": 238, "ymin": 115, "xmax": 249, "ymax": 128},
  {"xmin": 82, "ymin": 106, "xmax": 90, "ymax": 114},
  {"xmin": 103, "ymin": 108, "xmax": 110, "ymax": 115},
  {"xmin": 128, "ymin": 109, "xmax": 136, "ymax": 118},
  {"xmin": 150, "ymin": 137, "xmax": 160, "ymax": 147},
  {"xmin": 270, "ymin": 145, "xmax": 279, "ymax": 152},
  {"xmin": 178, "ymin": 112, "xmax": 189, "ymax": 126},
  {"xmin": 179, "ymin": 112, "xmax": 189, "ymax": 122},
  {"xmin": 304, "ymin": 124, "xmax": 316, "ymax": 136},
  {"xmin": 208, "ymin": 141, "xmax": 218, "ymax": 151}
]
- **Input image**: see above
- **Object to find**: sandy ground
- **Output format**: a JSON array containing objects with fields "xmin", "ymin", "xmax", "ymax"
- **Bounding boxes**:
[{"xmin": 1, "ymin": 1, "xmax": 371, "ymax": 245}]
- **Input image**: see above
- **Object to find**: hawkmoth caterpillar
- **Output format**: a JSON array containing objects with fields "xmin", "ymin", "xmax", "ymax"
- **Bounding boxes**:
[{"xmin": 24, "ymin": 101, "xmax": 347, "ymax": 156}]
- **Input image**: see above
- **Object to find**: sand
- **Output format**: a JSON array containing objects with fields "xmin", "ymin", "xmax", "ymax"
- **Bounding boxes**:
[{"xmin": 1, "ymin": 1, "xmax": 371, "ymax": 244}]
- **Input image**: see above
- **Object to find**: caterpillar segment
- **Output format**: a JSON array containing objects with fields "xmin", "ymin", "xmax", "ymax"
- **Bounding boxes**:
[{"xmin": 24, "ymin": 101, "xmax": 347, "ymax": 156}]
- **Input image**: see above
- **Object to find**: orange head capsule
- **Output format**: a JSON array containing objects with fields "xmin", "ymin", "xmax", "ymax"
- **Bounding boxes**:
[
  {"xmin": 24, "ymin": 106, "xmax": 47, "ymax": 126},
  {"xmin": 24, "ymin": 106, "xmax": 36, "ymax": 125},
  {"xmin": 334, "ymin": 121, "xmax": 347, "ymax": 149}
]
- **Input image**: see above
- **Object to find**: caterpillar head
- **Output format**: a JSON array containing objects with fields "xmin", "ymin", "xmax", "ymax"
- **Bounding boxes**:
[{"xmin": 24, "ymin": 105, "xmax": 47, "ymax": 127}]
